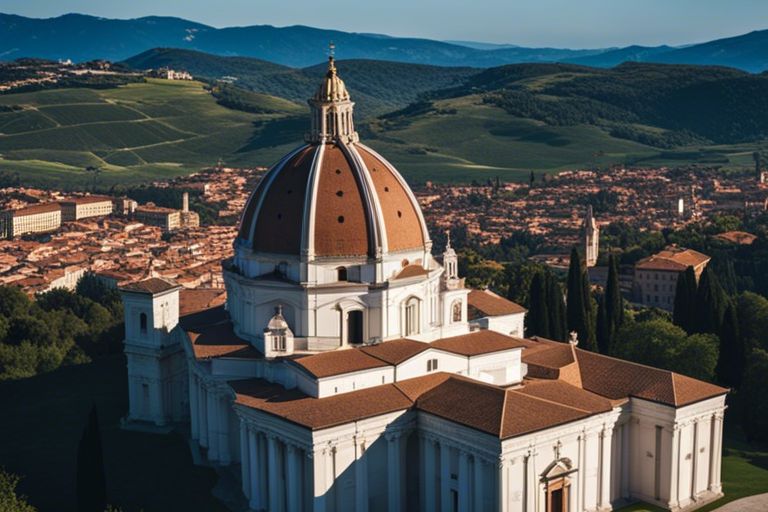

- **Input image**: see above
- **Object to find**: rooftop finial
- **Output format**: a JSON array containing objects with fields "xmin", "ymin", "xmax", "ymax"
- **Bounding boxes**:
[
  {"xmin": 445, "ymin": 230, "xmax": 452, "ymax": 249},
  {"xmin": 327, "ymin": 41, "xmax": 337, "ymax": 74}
]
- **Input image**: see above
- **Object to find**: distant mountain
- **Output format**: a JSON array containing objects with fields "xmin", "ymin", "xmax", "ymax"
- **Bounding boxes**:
[
  {"xmin": 653, "ymin": 30, "xmax": 768, "ymax": 73},
  {"xmin": 4, "ymin": 13, "xmax": 768, "ymax": 71},
  {"xmin": 122, "ymin": 48, "xmax": 478, "ymax": 117},
  {"xmin": 565, "ymin": 45, "xmax": 675, "ymax": 68}
]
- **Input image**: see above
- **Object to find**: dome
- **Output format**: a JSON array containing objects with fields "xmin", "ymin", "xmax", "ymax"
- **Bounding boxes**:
[{"xmin": 237, "ymin": 58, "xmax": 430, "ymax": 259}]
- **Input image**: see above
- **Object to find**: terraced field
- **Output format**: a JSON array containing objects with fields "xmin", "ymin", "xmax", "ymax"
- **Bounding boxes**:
[{"xmin": 0, "ymin": 79, "xmax": 302, "ymax": 188}]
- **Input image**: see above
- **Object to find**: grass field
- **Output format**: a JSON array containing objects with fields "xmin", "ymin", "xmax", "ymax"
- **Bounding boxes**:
[
  {"xmin": 1, "ymin": 80, "xmax": 767, "ymax": 187},
  {"xmin": 0, "ymin": 355, "xmax": 228, "ymax": 512}
]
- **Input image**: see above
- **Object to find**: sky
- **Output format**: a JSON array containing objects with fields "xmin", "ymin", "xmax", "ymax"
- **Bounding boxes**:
[{"xmin": 3, "ymin": 0, "xmax": 768, "ymax": 48}]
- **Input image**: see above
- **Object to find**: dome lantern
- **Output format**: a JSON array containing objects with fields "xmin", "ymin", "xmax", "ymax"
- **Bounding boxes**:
[{"xmin": 306, "ymin": 55, "xmax": 358, "ymax": 144}]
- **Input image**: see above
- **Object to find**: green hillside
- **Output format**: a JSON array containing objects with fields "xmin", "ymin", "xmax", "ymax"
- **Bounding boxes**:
[{"xmin": 0, "ymin": 79, "xmax": 302, "ymax": 188}]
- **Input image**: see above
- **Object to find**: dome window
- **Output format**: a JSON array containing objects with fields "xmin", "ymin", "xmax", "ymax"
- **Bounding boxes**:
[
  {"xmin": 335, "ymin": 169, "xmax": 342, "ymax": 175},
  {"xmin": 338, "ymin": 216, "xmax": 345, "ymax": 223},
  {"xmin": 384, "ymin": 186, "xmax": 389, "ymax": 192},
  {"xmin": 336, "ymin": 190, "xmax": 344, "ymax": 197},
  {"xmin": 397, "ymin": 210, "xmax": 402, "ymax": 218}
]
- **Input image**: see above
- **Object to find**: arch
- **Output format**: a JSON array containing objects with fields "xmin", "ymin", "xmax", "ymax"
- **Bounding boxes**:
[
  {"xmin": 337, "ymin": 266, "xmax": 348, "ymax": 282},
  {"xmin": 541, "ymin": 458, "xmax": 575, "ymax": 512},
  {"xmin": 402, "ymin": 296, "xmax": 421, "ymax": 337},
  {"xmin": 139, "ymin": 312, "xmax": 148, "ymax": 335},
  {"xmin": 452, "ymin": 299, "xmax": 463, "ymax": 323},
  {"xmin": 347, "ymin": 310, "xmax": 363, "ymax": 345}
]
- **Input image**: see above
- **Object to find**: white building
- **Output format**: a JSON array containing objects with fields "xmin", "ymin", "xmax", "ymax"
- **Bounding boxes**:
[
  {"xmin": 121, "ymin": 57, "xmax": 727, "ymax": 512},
  {"xmin": 59, "ymin": 196, "xmax": 114, "ymax": 221},
  {"xmin": 0, "ymin": 203, "xmax": 62, "ymax": 239},
  {"xmin": 634, "ymin": 246, "xmax": 710, "ymax": 311},
  {"xmin": 582, "ymin": 206, "xmax": 599, "ymax": 268}
]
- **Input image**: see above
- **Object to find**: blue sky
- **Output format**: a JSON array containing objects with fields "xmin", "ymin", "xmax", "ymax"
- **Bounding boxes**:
[{"xmin": 3, "ymin": 0, "xmax": 768, "ymax": 48}]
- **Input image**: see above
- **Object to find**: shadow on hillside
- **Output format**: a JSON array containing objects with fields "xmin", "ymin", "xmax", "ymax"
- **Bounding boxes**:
[
  {"xmin": 0, "ymin": 355, "xmax": 226, "ymax": 512},
  {"xmin": 238, "ymin": 116, "xmax": 309, "ymax": 153}
]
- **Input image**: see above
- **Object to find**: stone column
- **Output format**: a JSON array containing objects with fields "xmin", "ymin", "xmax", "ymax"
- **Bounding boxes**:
[
  {"xmin": 218, "ymin": 395, "xmax": 231, "ymax": 465},
  {"xmin": 267, "ymin": 434, "xmax": 280, "ymax": 512},
  {"xmin": 669, "ymin": 425, "xmax": 681, "ymax": 509},
  {"xmin": 691, "ymin": 420, "xmax": 700, "ymax": 501},
  {"xmin": 424, "ymin": 437, "xmax": 437, "ymax": 512},
  {"xmin": 249, "ymin": 429, "xmax": 261, "ymax": 511},
  {"xmin": 312, "ymin": 447, "xmax": 328, "ymax": 512},
  {"xmin": 600, "ymin": 427, "xmax": 614, "ymax": 508},
  {"xmin": 240, "ymin": 420, "xmax": 250, "ymax": 500},
  {"xmin": 709, "ymin": 413, "xmax": 724, "ymax": 494},
  {"xmin": 387, "ymin": 433, "xmax": 402, "ymax": 512},
  {"xmin": 355, "ymin": 437, "xmax": 369, "ymax": 512},
  {"xmin": 440, "ymin": 442, "xmax": 451, "ymax": 512},
  {"xmin": 473, "ymin": 456, "xmax": 484, "ymax": 512},
  {"xmin": 199, "ymin": 382, "xmax": 208, "ymax": 448},
  {"xmin": 286, "ymin": 444, "xmax": 302, "ymax": 512},
  {"xmin": 189, "ymin": 371, "xmax": 199, "ymax": 439},
  {"xmin": 620, "ymin": 424, "xmax": 630, "ymax": 499},
  {"xmin": 206, "ymin": 387, "xmax": 219, "ymax": 460},
  {"xmin": 458, "ymin": 450, "xmax": 470, "ymax": 512}
]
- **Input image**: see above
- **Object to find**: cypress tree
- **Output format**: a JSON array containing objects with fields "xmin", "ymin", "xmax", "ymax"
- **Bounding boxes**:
[
  {"xmin": 526, "ymin": 271, "xmax": 550, "ymax": 338},
  {"xmin": 716, "ymin": 302, "xmax": 744, "ymax": 388},
  {"xmin": 76, "ymin": 405, "xmax": 106, "ymax": 512},
  {"xmin": 566, "ymin": 247, "xmax": 596, "ymax": 350},
  {"xmin": 694, "ymin": 266, "xmax": 726, "ymax": 335},
  {"xmin": 547, "ymin": 273, "xmax": 567, "ymax": 342},
  {"xmin": 603, "ymin": 254, "xmax": 623, "ymax": 352},
  {"xmin": 596, "ymin": 294, "xmax": 610, "ymax": 354},
  {"xmin": 673, "ymin": 266, "xmax": 698, "ymax": 333},
  {"xmin": 581, "ymin": 266, "xmax": 597, "ymax": 351}
]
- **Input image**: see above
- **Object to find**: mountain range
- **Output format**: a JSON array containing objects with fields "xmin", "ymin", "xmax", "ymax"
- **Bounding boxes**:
[{"xmin": 3, "ymin": 13, "xmax": 768, "ymax": 72}]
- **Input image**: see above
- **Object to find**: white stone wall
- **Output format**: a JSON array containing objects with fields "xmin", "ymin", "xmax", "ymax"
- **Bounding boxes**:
[{"xmin": 472, "ymin": 312, "xmax": 526, "ymax": 338}]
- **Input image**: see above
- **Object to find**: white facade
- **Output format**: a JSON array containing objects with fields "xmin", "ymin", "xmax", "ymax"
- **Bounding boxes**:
[{"xmin": 121, "ymin": 57, "xmax": 727, "ymax": 512}]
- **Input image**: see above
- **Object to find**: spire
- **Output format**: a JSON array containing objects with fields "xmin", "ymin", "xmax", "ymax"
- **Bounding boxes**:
[
  {"xmin": 443, "ymin": 230, "xmax": 459, "ymax": 283},
  {"xmin": 306, "ymin": 43, "xmax": 358, "ymax": 144}
]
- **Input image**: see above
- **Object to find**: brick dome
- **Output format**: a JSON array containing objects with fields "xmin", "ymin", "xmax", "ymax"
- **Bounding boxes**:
[{"xmin": 237, "ymin": 141, "xmax": 429, "ymax": 258}]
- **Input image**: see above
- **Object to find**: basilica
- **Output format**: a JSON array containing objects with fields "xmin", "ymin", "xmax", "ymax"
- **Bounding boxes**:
[{"xmin": 120, "ymin": 56, "xmax": 727, "ymax": 512}]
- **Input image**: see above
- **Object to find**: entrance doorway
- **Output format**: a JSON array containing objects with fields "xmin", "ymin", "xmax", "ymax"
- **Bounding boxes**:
[
  {"xmin": 550, "ymin": 488, "xmax": 564, "ymax": 512},
  {"xmin": 347, "ymin": 310, "xmax": 363, "ymax": 344}
]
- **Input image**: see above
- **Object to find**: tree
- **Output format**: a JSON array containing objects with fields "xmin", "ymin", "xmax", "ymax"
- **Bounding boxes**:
[
  {"xmin": 742, "ymin": 349, "xmax": 768, "ymax": 443},
  {"xmin": 0, "ymin": 468, "xmax": 36, "ymax": 512},
  {"xmin": 596, "ymin": 294, "xmax": 610, "ymax": 354},
  {"xmin": 546, "ymin": 274, "xmax": 567, "ymax": 342},
  {"xmin": 672, "ymin": 266, "xmax": 697, "ymax": 333},
  {"xmin": 525, "ymin": 272, "xmax": 550, "ymax": 338},
  {"xmin": 735, "ymin": 291, "xmax": 768, "ymax": 354},
  {"xmin": 76, "ymin": 405, "xmax": 106, "ymax": 512},
  {"xmin": 613, "ymin": 319, "xmax": 719, "ymax": 381},
  {"xmin": 716, "ymin": 302, "xmax": 744, "ymax": 388},
  {"xmin": 566, "ymin": 247, "xmax": 596, "ymax": 350},
  {"xmin": 694, "ymin": 266, "xmax": 726, "ymax": 335}
]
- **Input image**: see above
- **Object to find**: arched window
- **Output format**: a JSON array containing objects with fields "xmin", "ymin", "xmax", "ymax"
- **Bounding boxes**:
[
  {"xmin": 452, "ymin": 300, "xmax": 462, "ymax": 323},
  {"xmin": 139, "ymin": 312, "xmax": 148, "ymax": 335},
  {"xmin": 404, "ymin": 297, "xmax": 420, "ymax": 336},
  {"xmin": 337, "ymin": 267, "xmax": 348, "ymax": 282}
]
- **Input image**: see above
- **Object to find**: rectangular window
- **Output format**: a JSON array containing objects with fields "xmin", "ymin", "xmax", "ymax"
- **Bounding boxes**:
[{"xmin": 427, "ymin": 359, "xmax": 439, "ymax": 372}]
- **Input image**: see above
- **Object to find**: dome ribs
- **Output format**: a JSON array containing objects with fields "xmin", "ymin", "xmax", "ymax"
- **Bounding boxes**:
[
  {"xmin": 313, "ymin": 144, "xmax": 372, "ymax": 257},
  {"xmin": 251, "ymin": 146, "xmax": 315, "ymax": 255},
  {"xmin": 356, "ymin": 144, "xmax": 426, "ymax": 252}
]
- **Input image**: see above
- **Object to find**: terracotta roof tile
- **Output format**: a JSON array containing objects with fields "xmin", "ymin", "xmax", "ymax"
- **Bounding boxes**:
[
  {"xmin": 516, "ymin": 380, "xmax": 613, "ymax": 414},
  {"xmin": 291, "ymin": 349, "xmax": 390, "ymax": 378},
  {"xmin": 179, "ymin": 288, "xmax": 226, "ymax": 316},
  {"xmin": 230, "ymin": 378, "xmax": 413, "ymax": 430},
  {"xmin": 635, "ymin": 246, "xmax": 710, "ymax": 272},
  {"xmin": 120, "ymin": 277, "xmax": 180, "ymax": 295},
  {"xmin": 467, "ymin": 289, "xmax": 527, "ymax": 319},
  {"xmin": 393, "ymin": 264, "xmax": 429, "ymax": 280},
  {"xmin": 431, "ymin": 330, "xmax": 532, "ymax": 356},
  {"xmin": 361, "ymin": 338, "xmax": 429, "ymax": 365}
]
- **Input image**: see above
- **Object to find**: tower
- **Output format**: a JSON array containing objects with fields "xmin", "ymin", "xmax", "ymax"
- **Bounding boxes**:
[
  {"xmin": 120, "ymin": 278, "xmax": 187, "ymax": 426},
  {"xmin": 583, "ymin": 205, "xmax": 599, "ymax": 267},
  {"xmin": 182, "ymin": 191, "xmax": 189, "ymax": 213}
]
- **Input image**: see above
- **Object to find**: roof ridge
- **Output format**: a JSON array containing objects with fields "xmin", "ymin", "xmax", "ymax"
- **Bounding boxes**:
[
  {"xmin": 500, "ymin": 388, "xmax": 510, "ymax": 437},
  {"xmin": 507, "ymin": 388, "xmax": 593, "ymax": 415}
]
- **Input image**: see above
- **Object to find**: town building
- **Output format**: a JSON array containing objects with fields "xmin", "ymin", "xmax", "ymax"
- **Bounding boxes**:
[
  {"xmin": 634, "ymin": 246, "xmax": 710, "ymax": 310},
  {"xmin": 0, "ymin": 203, "xmax": 61, "ymax": 239},
  {"xmin": 59, "ymin": 196, "xmax": 114, "ymax": 221},
  {"xmin": 121, "ymin": 58, "xmax": 727, "ymax": 512},
  {"xmin": 582, "ymin": 205, "xmax": 599, "ymax": 267},
  {"xmin": 134, "ymin": 193, "xmax": 200, "ymax": 232}
]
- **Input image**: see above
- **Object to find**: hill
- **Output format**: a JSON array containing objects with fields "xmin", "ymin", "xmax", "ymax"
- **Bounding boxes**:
[
  {"xmin": 122, "ymin": 49, "xmax": 478, "ymax": 118},
  {"xmin": 5, "ymin": 13, "xmax": 768, "ymax": 72},
  {"xmin": 0, "ymin": 79, "xmax": 302, "ymax": 188}
]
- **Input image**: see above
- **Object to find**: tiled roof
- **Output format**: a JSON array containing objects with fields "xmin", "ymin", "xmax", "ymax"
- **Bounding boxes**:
[
  {"xmin": 291, "ymin": 349, "xmax": 390, "ymax": 378},
  {"xmin": 120, "ymin": 277, "xmax": 180, "ymax": 295},
  {"xmin": 185, "ymin": 318, "xmax": 261, "ymax": 360},
  {"xmin": 430, "ymin": 330, "xmax": 532, "ymax": 356},
  {"xmin": 6, "ymin": 202, "xmax": 61, "ymax": 217},
  {"xmin": 230, "ymin": 378, "xmax": 414, "ymax": 430},
  {"xmin": 179, "ymin": 288, "xmax": 226, "ymax": 316},
  {"xmin": 59, "ymin": 196, "xmax": 113, "ymax": 205},
  {"xmin": 394, "ymin": 264, "xmax": 429, "ymax": 280},
  {"xmin": 361, "ymin": 338, "xmax": 429, "ymax": 365},
  {"xmin": 635, "ymin": 246, "xmax": 710, "ymax": 272},
  {"xmin": 467, "ymin": 289, "xmax": 526, "ymax": 319}
]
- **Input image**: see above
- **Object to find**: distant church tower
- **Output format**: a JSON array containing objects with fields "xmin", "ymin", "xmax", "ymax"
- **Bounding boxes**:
[{"xmin": 583, "ymin": 205, "xmax": 599, "ymax": 267}]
